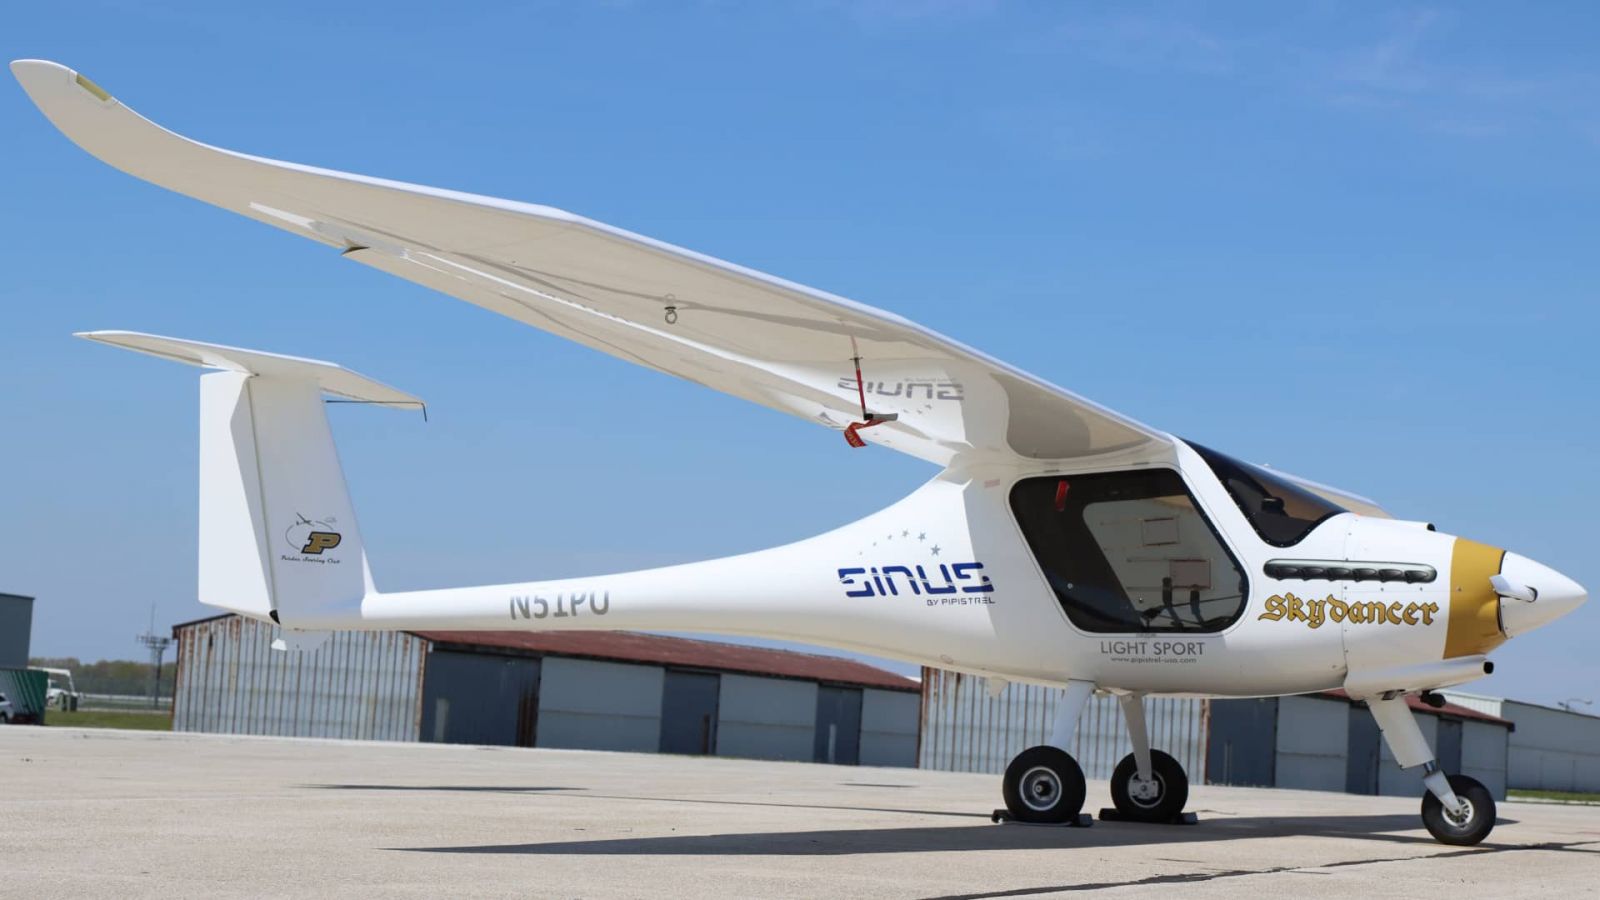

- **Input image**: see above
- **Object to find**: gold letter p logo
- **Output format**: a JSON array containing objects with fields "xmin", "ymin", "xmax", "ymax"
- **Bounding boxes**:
[{"xmin": 301, "ymin": 531, "xmax": 342, "ymax": 555}]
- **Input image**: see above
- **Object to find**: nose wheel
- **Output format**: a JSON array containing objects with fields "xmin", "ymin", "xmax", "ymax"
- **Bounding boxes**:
[
  {"xmin": 1002, "ymin": 746, "xmax": 1087, "ymax": 824},
  {"xmin": 1421, "ymin": 774, "xmax": 1496, "ymax": 845}
]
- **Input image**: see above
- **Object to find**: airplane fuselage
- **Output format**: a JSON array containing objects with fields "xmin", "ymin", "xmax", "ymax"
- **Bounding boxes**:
[{"xmin": 351, "ymin": 439, "xmax": 1581, "ymax": 700}]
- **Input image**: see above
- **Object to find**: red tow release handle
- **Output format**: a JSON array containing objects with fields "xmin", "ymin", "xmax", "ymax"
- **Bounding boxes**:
[
  {"xmin": 844, "ymin": 350, "xmax": 879, "ymax": 449},
  {"xmin": 844, "ymin": 418, "xmax": 888, "ymax": 448},
  {"xmin": 842, "ymin": 344, "xmax": 899, "ymax": 448}
]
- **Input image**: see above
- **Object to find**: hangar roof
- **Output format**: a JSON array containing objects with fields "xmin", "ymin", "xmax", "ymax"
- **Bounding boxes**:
[
  {"xmin": 418, "ymin": 630, "xmax": 919, "ymax": 692},
  {"xmin": 172, "ymin": 614, "xmax": 916, "ymax": 691},
  {"xmin": 172, "ymin": 613, "xmax": 918, "ymax": 692}
]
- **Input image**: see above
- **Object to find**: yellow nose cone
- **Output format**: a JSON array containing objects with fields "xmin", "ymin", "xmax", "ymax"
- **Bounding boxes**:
[{"xmin": 1444, "ymin": 538, "xmax": 1507, "ymax": 659}]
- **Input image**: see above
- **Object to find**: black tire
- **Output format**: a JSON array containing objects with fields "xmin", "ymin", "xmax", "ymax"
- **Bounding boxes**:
[
  {"xmin": 1421, "ymin": 774, "xmax": 1496, "ymax": 845},
  {"xmin": 1109, "ymin": 750, "xmax": 1189, "ymax": 822},
  {"xmin": 1003, "ymin": 746, "xmax": 1086, "ymax": 823}
]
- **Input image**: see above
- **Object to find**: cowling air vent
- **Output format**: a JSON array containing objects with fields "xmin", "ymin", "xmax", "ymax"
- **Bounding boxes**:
[{"xmin": 1264, "ymin": 560, "xmax": 1436, "ymax": 584}]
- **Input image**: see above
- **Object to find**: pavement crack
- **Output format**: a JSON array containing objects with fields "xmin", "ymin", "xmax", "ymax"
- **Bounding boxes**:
[{"xmin": 917, "ymin": 840, "xmax": 1600, "ymax": 899}]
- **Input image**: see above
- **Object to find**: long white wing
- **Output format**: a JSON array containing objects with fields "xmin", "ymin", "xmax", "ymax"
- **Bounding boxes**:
[{"xmin": 13, "ymin": 59, "xmax": 1170, "ymax": 467}]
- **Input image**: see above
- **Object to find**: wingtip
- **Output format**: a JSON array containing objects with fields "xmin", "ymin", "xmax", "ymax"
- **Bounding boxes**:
[
  {"xmin": 10, "ymin": 58, "xmax": 72, "ymax": 84},
  {"xmin": 11, "ymin": 58, "xmax": 69, "ymax": 71},
  {"xmin": 12, "ymin": 58, "xmax": 114, "ymax": 104}
]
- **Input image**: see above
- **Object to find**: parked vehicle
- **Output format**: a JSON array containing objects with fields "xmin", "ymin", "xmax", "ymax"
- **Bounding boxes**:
[
  {"xmin": 38, "ymin": 668, "xmax": 81, "ymax": 711},
  {"xmin": 0, "ymin": 692, "xmax": 14, "ymax": 723}
]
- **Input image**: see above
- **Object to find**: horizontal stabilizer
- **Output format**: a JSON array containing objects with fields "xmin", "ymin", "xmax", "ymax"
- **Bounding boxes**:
[{"xmin": 76, "ymin": 331, "xmax": 421, "ymax": 408}]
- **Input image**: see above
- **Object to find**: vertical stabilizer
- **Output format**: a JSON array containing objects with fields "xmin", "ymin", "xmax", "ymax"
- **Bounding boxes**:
[{"xmin": 80, "ymin": 331, "xmax": 420, "ymax": 628}]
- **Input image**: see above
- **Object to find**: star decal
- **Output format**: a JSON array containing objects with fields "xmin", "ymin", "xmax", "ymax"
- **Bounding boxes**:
[
  {"xmin": 930, "ymin": 545, "xmax": 942, "ymax": 556},
  {"xmin": 917, "ymin": 533, "xmax": 926, "ymax": 541}
]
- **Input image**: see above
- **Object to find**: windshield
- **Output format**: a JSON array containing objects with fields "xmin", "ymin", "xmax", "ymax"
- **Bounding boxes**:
[{"xmin": 1186, "ymin": 441, "xmax": 1346, "ymax": 547}]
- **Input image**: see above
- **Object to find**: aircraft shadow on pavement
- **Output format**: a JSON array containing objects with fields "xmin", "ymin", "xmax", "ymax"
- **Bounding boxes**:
[
  {"xmin": 310, "ymin": 784, "xmax": 580, "ymax": 794},
  {"xmin": 313, "ymin": 783, "xmax": 1554, "ymax": 858},
  {"xmin": 396, "ymin": 814, "xmax": 1556, "ymax": 857}
]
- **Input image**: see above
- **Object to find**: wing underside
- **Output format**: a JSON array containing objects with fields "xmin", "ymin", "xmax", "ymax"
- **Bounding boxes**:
[{"xmin": 13, "ymin": 59, "xmax": 1170, "ymax": 468}]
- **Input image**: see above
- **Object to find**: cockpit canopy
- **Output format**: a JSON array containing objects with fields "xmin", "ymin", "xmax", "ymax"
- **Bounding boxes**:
[{"xmin": 1185, "ymin": 441, "xmax": 1348, "ymax": 548}]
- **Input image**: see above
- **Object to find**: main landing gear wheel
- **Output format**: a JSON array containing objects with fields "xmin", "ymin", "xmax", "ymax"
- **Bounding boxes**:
[
  {"xmin": 1421, "ymin": 774, "xmax": 1496, "ymax": 846},
  {"xmin": 1003, "ymin": 746, "xmax": 1087, "ymax": 823},
  {"xmin": 1109, "ymin": 749, "xmax": 1189, "ymax": 823}
]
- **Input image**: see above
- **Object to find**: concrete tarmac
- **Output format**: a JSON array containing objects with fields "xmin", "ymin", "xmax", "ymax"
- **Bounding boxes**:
[{"xmin": 4, "ymin": 727, "xmax": 1597, "ymax": 898}]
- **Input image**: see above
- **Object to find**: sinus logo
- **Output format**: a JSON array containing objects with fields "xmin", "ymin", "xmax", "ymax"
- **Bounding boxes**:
[
  {"xmin": 286, "ymin": 513, "xmax": 341, "ymax": 557},
  {"xmin": 838, "ymin": 562, "xmax": 993, "ymax": 598}
]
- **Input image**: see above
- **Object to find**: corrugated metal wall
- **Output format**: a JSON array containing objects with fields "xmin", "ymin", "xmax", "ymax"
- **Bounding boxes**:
[
  {"xmin": 0, "ymin": 668, "xmax": 48, "ymax": 722},
  {"xmin": 1461, "ymin": 719, "xmax": 1509, "ymax": 798},
  {"xmin": 918, "ymin": 668, "xmax": 1205, "ymax": 780},
  {"xmin": 1501, "ymin": 700, "xmax": 1600, "ymax": 793},
  {"xmin": 859, "ymin": 688, "xmax": 920, "ymax": 768},
  {"xmin": 173, "ymin": 616, "xmax": 426, "ymax": 740},
  {"xmin": 536, "ymin": 657, "xmax": 664, "ymax": 752},
  {"xmin": 717, "ymin": 673, "xmax": 818, "ymax": 761},
  {"xmin": 1275, "ymin": 695, "xmax": 1348, "ymax": 792},
  {"xmin": 1438, "ymin": 690, "xmax": 1505, "ymax": 718}
]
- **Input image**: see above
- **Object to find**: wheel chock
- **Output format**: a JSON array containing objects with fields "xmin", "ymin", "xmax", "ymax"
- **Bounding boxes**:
[
  {"xmin": 990, "ymin": 809, "xmax": 1094, "ymax": 827},
  {"xmin": 1096, "ymin": 808, "xmax": 1199, "ymax": 825}
]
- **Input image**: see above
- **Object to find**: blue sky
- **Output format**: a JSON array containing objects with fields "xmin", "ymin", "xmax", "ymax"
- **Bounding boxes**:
[{"xmin": 2, "ymin": 3, "xmax": 1596, "ymax": 706}]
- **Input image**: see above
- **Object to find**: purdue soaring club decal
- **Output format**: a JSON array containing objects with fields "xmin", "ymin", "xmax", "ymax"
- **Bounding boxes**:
[
  {"xmin": 1258, "ymin": 592, "xmax": 1440, "ymax": 628},
  {"xmin": 284, "ymin": 513, "xmax": 342, "ymax": 559}
]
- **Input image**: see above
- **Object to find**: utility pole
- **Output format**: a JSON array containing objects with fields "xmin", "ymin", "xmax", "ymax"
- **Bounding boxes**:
[{"xmin": 135, "ymin": 605, "xmax": 171, "ymax": 710}]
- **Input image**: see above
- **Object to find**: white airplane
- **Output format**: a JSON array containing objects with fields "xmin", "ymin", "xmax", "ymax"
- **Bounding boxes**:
[{"xmin": 13, "ymin": 59, "xmax": 1587, "ymax": 846}]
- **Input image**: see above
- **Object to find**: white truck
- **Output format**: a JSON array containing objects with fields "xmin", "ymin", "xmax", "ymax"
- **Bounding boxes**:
[{"xmin": 38, "ymin": 668, "xmax": 81, "ymax": 712}]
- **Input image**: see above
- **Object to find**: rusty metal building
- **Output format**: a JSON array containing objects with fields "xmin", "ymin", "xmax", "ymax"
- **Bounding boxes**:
[
  {"xmin": 918, "ymin": 667, "xmax": 1206, "ymax": 780},
  {"xmin": 171, "ymin": 614, "xmax": 920, "ymax": 766}
]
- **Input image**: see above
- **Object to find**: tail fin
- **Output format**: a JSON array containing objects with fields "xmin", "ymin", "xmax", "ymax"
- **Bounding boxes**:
[{"xmin": 78, "ymin": 331, "xmax": 420, "ymax": 629}]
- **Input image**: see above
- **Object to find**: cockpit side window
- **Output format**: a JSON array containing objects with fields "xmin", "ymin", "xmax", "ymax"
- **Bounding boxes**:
[
  {"xmin": 1185, "ymin": 441, "xmax": 1347, "ymax": 548},
  {"xmin": 1010, "ymin": 469, "xmax": 1248, "ymax": 634}
]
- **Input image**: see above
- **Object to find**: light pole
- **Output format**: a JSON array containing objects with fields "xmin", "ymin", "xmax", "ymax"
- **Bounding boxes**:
[{"xmin": 135, "ymin": 605, "xmax": 171, "ymax": 710}]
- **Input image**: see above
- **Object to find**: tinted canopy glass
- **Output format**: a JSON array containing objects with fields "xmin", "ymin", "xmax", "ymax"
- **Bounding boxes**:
[{"xmin": 1186, "ymin": 441, "xmax": 1346, "ymax": 547}]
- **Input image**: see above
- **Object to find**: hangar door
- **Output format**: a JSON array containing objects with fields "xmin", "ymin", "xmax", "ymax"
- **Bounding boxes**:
[
  {"xmin": 815, "ymin": 686, "xmax": 863, "ymax": 765},
  {"xmin": 1435, "ymin": 718, "xmax": 1463, "ymax": 775},
  {"xmin": 1347, "ymin": 705, "xmax": 1382, "ymax": 794},
  {"xmin": 659, "ymin": 670, "xmax": 720, "ymax": 755},
  {"xmin": 420, "ymin": 650, "xmax": 540, "ymax": 747},
  {"xmin": 1207, "ymin": 698, "xmax": 1277, "ymax": 787}
]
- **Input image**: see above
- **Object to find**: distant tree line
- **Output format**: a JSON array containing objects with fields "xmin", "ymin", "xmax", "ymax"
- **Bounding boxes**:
[{"xmin": 28, "ymin": 657, "xmax": 177, "ymax": 696}]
